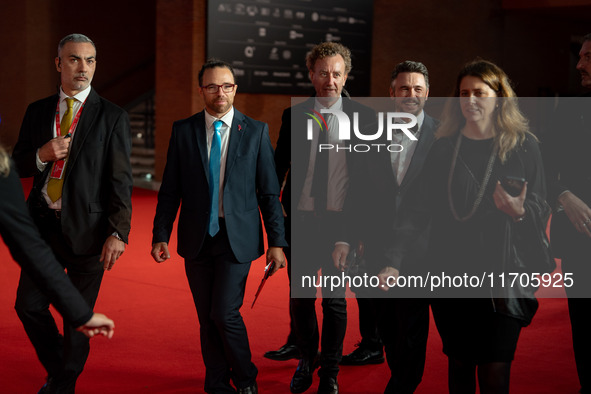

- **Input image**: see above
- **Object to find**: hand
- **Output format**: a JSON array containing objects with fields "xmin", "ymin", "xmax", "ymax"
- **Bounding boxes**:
[
  {"xmin": 558, "ymin": 191, "xmax": 591, "ymax": 238},
  {"xmin": 377, "ymin": 266, "xmax": 400, "ymax": 292},
  {"xmin": 332, "ymin": 243, "xmax": 350, "ymax": 272},
  {"xmin": 100, "ymin": 236, "xmax": 125, "ymax": 271},
  {"xmin": 38, "ymin": 135, "xmax": 71, "ymax": 162},
  {"xmin": 266, "ymin": 246, "xmax": 285, "ymax": 275},
  {"xmin": 281, "ymin": 203, "xmax": 287, "ymax": 218},
  {"xmin": 76, "ymin": 313, "xmax": 115, "ymax": 339},
  {"xmin": 151, "ymin": 242, "xmax": 171, "ymax": 263},
  {"xmin": 493, "ymin": 181, "xmax": 526, "ymax": 220}
]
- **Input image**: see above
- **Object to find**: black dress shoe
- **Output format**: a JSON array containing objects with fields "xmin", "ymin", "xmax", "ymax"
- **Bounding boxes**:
[
  {"xmin": 340, "ymin": 345, "xmax": 384, "ymax": 366},
  {"xmin": 238, "ymin": 382, "xmax": 258, "ymax": 394},
  {"xmin": 264, "ymin": 343, "xmax": 301, "ymax": 361},
  {"xmin": 38, "ymin": 376, "xmax": 75, "ymax": 394},
  {"xmin": 38, "ymin": 377, "xmax": 54, "ymax": 394},
  {"xmin": 290, "ymin": 356, "xmax": 318, "ymax": 393},
  {"xmin": 317, "ymin": 376, "xmax": 339, "ymax": 394}
]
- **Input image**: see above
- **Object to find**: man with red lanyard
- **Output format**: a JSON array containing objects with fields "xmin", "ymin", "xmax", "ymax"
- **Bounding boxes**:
[{"xmin": 12, "ymin": 33, "xmax": 132, "ymax": 393}]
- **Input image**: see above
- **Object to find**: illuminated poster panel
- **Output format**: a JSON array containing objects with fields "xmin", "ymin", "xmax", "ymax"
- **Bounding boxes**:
[{"xmin": 207, "ymin": 0, "xmax": 374, "ymax": 95}]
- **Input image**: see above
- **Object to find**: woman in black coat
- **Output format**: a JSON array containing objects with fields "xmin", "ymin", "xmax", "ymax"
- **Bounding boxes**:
[{"xmin": 0, "ymin": 146, "xmax": 114, "ymax": 338}]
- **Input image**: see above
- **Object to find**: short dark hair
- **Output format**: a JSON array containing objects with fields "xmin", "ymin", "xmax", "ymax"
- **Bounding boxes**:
[
  {"xmin": 584, "ymin": 33, "xmax": 591, "ymax": 43},
  {"xmin": 198, "ymin": 58, "xmax": 235, "ymax": 86},
  {"xmin": 58, "ymin": 34, "xmax": 96, "ymax": 57},
  {"xmin": 391, "ymin": 61, "xmax": 429, "ymax": 89},
  {"xmin": 305, "ymin": 42, "xmax": 352, "ymax": 74}
]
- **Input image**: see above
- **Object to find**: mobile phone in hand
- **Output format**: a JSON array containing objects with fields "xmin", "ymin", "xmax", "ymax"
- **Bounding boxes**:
[{"xmin": 501, "ymin": 176, "xmax": 526, "ymax": 197}]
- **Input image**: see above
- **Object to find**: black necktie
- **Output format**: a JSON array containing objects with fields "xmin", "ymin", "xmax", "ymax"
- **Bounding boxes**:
[{"xmin": 311, "ymin": 114, "xmax": 331, "ymax": 212}]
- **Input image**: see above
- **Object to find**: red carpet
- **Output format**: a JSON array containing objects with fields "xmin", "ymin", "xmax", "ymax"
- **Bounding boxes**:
[{"xmin": 0, "ymin": 185, "xmax": 582, "ymax": 393}]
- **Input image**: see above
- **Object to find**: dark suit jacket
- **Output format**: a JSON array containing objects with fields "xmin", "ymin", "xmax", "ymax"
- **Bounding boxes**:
[
  {"xmin": 353, "ymin": 113, "xmax": 438, "ymax": 274},
  {"xmin": 12, "ymin": 89, "xmax": 133, "ymax": 256},
  {"xmin": 544, "ymin": 92, "xmax": 591, "ymax": 207},
  {"xmin": 1, "ymin": 160, "xmax": 92, "ymax": 327},
  {"xmin": 274, "ymin": 96, "xmax": 376, "ymax": 243},
  {"xmin": 152, "ymin": 108, "xmax": 287, "ymax": 263},
  {"xmin": 543, "ymin": 92, "xmax": 591, "ymax": 255}
]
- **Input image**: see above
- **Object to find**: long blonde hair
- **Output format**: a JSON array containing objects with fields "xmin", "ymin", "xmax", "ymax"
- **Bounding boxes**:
[
  {"xmin": 0, "ymin": 146, "xmax": 9, "ymax": 177},
  {"xmin": 436, "ymin": 59, "xmax": 534, "ymax": 163}
]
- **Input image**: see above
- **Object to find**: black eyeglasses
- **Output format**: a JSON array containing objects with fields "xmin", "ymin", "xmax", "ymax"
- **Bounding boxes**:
[{"xmin": 201, "ymin": 84, "xmax": 236, "ymax": 94}]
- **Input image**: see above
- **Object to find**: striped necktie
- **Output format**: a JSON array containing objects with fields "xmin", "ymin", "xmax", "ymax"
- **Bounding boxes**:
[{"xmin": 47, "ymin": 97, "xmax": 75, "ymax": 202}]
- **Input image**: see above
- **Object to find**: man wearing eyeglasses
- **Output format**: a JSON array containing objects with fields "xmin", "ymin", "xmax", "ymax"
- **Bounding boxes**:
[{"xmin": 151, "ymin": 58, "xmax": 287, "ymax": 394}]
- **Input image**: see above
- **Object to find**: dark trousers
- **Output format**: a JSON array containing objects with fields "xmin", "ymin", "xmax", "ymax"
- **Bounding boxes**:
[
  {"xmin": 291, "ymin": 212, "xmax": 347, "ymax": 378},
  {"xmin": 350, "ymin": 249, "xmax": 382, "ymax": 351},
  {"xmin": 15, "ymin": 213, "xmax": 104, "ymax": 393},
  {"xmin": 352, "ymin": 296, "xmax": 382, "ymax": 351},
  {"xmin": 185, "ymin": 221, "xmax": 257, "ymax": 393},
  {"xmin": 375, "ymin": 297, "xmax": 430, "ymax": 394},
  {"xmin": 563, "ymin": 255, "xmax": 591, "ymax": 393},
  {"xmin": 284, "ymin": 214, "xmax": 298, "ymax": 346}
]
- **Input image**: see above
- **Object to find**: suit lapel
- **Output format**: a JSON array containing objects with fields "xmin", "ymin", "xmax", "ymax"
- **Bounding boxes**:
[
  {"xmin": 399, "ymin": 114, "xmax": 436, "ymax": 190},
  {"xmin": 46, "ymin": 95, "xmax": 60, "ymax": 140},
  {"xmin": 224, "ymin": 110, "xmax": 246, "ymax": 187},
  {"xmin": 292, "ymin": 98, "xmax": 317, "ymax": 193},
  {"xmin": 298, "ymin": 97, "xmax": 317, "ymax": 166},
  {"xmin": 194, "ymin": 112, "xmax": 210, "ymax": 183},
  {"xmin": 65, "ymin": 89, "xmax": 100, "ymax": 174}
]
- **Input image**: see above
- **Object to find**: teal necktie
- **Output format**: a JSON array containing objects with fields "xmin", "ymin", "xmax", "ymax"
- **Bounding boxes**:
[{"xmin": 208, "ymin": 120, "xmax": 222, "ymax": 236}]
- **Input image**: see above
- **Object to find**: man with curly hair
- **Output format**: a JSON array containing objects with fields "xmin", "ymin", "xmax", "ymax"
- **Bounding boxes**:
[{"xmin": 274, "ymin": 42, "xmax": 375, "ymax": 394}]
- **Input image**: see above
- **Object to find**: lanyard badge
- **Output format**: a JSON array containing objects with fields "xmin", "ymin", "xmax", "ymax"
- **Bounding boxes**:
[{"xmin": 49, "ymin": 158, "xmax": 67, "ymax": 180}]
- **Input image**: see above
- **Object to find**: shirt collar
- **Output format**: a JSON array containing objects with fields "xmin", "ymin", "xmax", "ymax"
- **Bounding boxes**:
[
  {"xmin": 394, "ymin": 110, "xmax": 425, "ymax": 130},
  {"xmin": 314, "ymin": 96, "xmax": 343, "ymax": 112},
  {"xmin": 205, "ymin": 107, "xmax": 235, "ymax": 130},
  {"xmin": 59, "ymin": 85, "xmax": 91, "ymax": 103}
]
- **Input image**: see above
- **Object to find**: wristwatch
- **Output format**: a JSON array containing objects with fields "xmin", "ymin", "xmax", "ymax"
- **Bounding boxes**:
[
  {"xmin": 513, "ymin": 214, "xmax": 525, "ymax": 223},
  {"xmin": 111, "ymin": 232, "xmax": 124, "ymax": 241}
]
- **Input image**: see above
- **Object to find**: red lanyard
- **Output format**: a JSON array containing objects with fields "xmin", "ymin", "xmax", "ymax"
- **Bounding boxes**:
[{"xmin": 54, "ymin": 98, "xmax": 86, "ymax": 137}]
